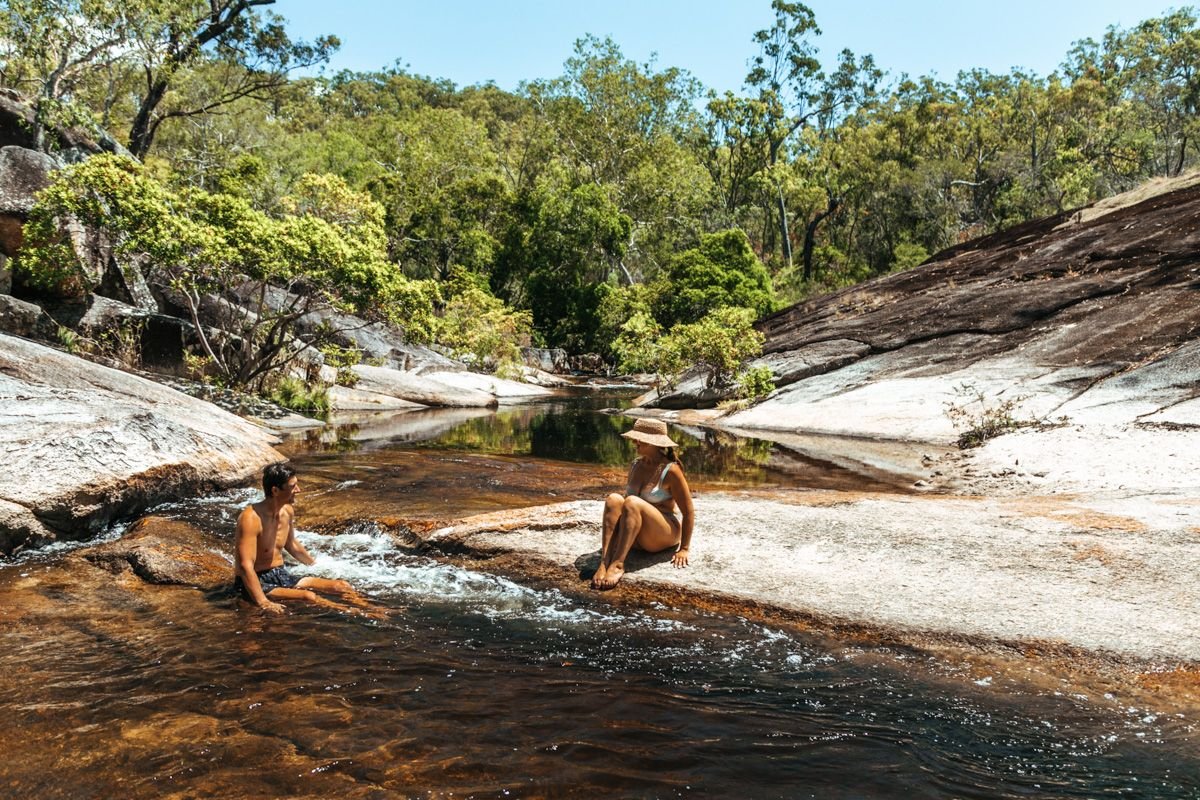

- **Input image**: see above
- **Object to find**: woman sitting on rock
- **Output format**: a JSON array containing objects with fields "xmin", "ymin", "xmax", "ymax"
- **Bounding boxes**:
[{"xmin": 592, "ymin": 418, "xmax": 695, "ymax": 589}]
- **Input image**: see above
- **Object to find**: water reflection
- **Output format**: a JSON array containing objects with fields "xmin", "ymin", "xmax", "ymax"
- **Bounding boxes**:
[{"xmin": 284, "ymin": 398, "xmax": 918, "ymax": 493}]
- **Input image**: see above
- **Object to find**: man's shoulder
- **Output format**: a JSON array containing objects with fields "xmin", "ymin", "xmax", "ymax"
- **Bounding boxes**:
[{"xmin": 237, "ymin": 503, "xmax": 264, "ymax": 530}]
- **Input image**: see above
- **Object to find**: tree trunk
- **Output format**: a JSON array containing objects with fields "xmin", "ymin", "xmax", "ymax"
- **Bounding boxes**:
[
  {"xmin": 775, "ymin": 182, "xmax": 792, "ymax": 270},
  {"xmin": 801, "ymin": 193, "xmax": 839, "ymax": 283},
  {"xmin": 128, "ymin": 78, "xmax": 170, "ymax": 159}
]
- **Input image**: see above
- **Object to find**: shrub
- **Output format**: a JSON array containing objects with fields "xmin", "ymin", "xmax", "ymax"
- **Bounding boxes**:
[
  {"xmin": 943, "ymin": 382, "xmax": 1031, "ymax": 449},
  {"xmin": 437, "ymin": 284, "xmax": 532, "ymax": 378},
  {"xmin": 611, "ymin": 311, "xmax": 663, "ymax": 374},
  {"xmin": 737, "ymin": 365, "xmax": 775, "ymax": 400},
  {"xmin": 656, "ymin": 306, "xmax": 765, "ymax": 391},
  {"xmin": 269, "ymin": 376, "xmax": 331, "ymax": 417}
]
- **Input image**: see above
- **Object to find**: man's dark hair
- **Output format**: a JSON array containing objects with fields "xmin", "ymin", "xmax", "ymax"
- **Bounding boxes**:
[{"xmin": 263, "ymin": 462, "xmax": 296, "ymax": 497}]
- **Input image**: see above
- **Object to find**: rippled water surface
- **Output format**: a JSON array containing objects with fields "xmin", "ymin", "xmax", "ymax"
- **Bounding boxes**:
[{"xmin": 1, "ymin": 398, "xmax": 1198, "ymax": 798}]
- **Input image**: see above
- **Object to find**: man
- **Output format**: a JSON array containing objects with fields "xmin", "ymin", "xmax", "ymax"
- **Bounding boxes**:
[{"xmin": 235, "ymin": 462, "xmax": 370, "ymax": 615}]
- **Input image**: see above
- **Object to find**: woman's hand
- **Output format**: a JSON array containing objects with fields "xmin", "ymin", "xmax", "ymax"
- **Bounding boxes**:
[{"xmin": 671, "ymin": 548, "xmax": 689, "ymax": 568}]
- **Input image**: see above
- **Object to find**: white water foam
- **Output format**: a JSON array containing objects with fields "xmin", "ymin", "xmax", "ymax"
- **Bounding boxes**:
[{"xmin": 292, "ymin": 528, "xmax": 697, "ymax": 635}]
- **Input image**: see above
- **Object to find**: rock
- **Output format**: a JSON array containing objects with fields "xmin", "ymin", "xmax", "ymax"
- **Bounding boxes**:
[
  {"xmin": 521, "ymin": 346, "xmax": 569, "ymax": 374},
  {"xmin": 345, "ymin": 363, "xmax": 552, "ymax": 408},
  {"xmin": 0, "ymin": 332, "xmax": 283, "ymax": 554},
  {"xmin": 709, "ymin": 178, "xmax": 1200, "ymax": 442},
  {"xmin": 0, "ymin": 253, "xmax": 9, "ymax": 293},
  {"xmin": 326, "ymin": 383, "xmax": 426, "ymax": 411},
  {"xmin": 0, "ymin": 146, "xmax": 59, "ymax": 217},
  {"xmin": 0, "ymin": 293, "xmax": 58, "ymax": 340},
  {"xmin": 0, "ymin": 146, "xmax": 60, "ymax": 260},
  {"xmin": 0, "ymin": 88, "xmax": 130, "ymax": 159},
  {"xmin": 82, "ymin": 516, "xmax": 232, "ymax": 589}
]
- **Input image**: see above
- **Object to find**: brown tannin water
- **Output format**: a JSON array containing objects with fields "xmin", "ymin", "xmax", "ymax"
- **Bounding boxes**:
[{"xmin": 1, "ymin": 397, "xmax": 1196, "ymax": 798}]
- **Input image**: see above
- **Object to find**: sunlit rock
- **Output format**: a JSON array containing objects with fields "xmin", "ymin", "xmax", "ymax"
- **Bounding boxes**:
[{"xmin": 0, "ymin": 332, "xmax": 282, "ymax": 553}]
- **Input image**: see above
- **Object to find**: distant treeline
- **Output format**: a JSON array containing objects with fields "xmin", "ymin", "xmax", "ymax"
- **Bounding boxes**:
[{"xmin": 2, "ymin": 0, "xmax": 1197, "ymax": 358}]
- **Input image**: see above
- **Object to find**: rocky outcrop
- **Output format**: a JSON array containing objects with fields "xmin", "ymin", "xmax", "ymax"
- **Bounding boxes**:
[
  {"xmin": 0, "ymin": 294, "xmax": 57, "ymax": 340},
  {"xmin": 344, "ymin": 363, "xmax": 552, "ymax": 408},
  {"xmin": 671, "ymin": 174, "xmax": 1200, "ymax": 442},
  {"xmin": 521, "ymin": 346, "xmax": 569, "ymax": 374},
  {"xmin": 428, "ymin": 492, "xmax": 1200, "ymax": 661},
  {"xmin": 0, "ymin": 332, "xmax": 282, "ymax": 554},
  {"xmin": 82, "ymin": 516, "xmax": 232, "ymax": 589}
]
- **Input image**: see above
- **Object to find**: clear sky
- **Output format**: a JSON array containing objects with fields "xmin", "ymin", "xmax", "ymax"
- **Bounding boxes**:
[{"xmin": 277, "ymin": 1, "xmax": 1177, "ymax": 93}]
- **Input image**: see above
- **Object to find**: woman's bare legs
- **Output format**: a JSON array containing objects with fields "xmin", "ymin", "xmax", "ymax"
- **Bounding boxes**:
[
  {"xmin": 597, "ymin": 495, "xmax": 680, "ymax": 589},
  {"xmin": 593, "ymin": 493, "xmax": 625, "ymax": 588}
]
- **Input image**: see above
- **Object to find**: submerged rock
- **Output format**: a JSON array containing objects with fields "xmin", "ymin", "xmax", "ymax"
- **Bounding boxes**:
[{"xmin": 83, "ymin": 516, "xmax": 232, "ymax": 589}]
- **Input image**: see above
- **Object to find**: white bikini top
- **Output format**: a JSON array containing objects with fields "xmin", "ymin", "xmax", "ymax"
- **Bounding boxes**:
[{"xmin": 637, "ymin": 461, "xmax": 674, "ymax": 505}]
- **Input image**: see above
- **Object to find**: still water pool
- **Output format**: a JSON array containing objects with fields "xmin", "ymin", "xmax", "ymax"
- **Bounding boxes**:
[{"xmin": 0, "ymin": 398, "xmax": 1196, "ymax": 798}]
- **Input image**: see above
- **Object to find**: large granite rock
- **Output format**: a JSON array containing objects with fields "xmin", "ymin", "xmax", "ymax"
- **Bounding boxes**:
[
  {"xmin": 0, "ymin": 332, "xmax": 283, "ymax": 554},
  {"xmin": 693, "ymin": 176, "xmax": 1200, "ymax": 442},
  {"xmin": 345, "ymin": 363, "xmax": 551, "ymax": 408}
]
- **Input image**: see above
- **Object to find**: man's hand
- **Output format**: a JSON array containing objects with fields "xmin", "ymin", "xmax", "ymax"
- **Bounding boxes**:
[
  {"xmin": 671, "ymin": 548, "xmax": 689, "ymax": 568},
  {"xmin": 259, "ymin": 600, "xmax": 287, "ymax": 615}
]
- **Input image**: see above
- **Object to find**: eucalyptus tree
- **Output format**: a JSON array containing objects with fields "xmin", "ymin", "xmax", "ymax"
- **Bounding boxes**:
[
  {"xmin": 0, "ymin": 0, "xmax": 133, "ymax": 150},
  {"xmin": 743, "ymin": 0, "xmax": 879, "ymax": 274}
]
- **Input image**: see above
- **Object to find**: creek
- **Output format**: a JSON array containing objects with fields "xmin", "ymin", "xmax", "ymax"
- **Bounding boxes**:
[{"xmin": 0, "ymin": 395, "xmax": 1196, "ymax": 798}]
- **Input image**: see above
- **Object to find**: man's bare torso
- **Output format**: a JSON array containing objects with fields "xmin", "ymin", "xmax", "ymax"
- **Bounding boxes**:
[{"xmin": 242, "ymin": 501, "xmax": 294, "ymax": 572}]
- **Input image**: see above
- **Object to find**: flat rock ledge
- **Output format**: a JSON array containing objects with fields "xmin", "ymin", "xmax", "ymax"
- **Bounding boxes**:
[
  {"xmin": 0, "ymin": 333, "xmax": 283, "ymax": 554},
  {"xmin": 427, "ymin": 492, "xmax": 1200, "ymax": 666}
]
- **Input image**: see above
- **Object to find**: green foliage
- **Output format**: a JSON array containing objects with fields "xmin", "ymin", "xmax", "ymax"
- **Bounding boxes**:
[
  {"xmin": 21, "ymin": 155, "xmax": 435, "ymax": 387},
  {"xmin": 737, "ymin": 365, "xmax": 776, "ymax": 400},
  {"xmin": 437, "ymin": 284, "xmax": 533, "ymax": 378},
  {"xmin": 495, "ymin": 181, "xmax": 633, "ymax": 352},
  {"xmin": 611, "ymin": 311, "xmax": 663, "ymax": 374},
  {"xmin": 657, "ymin": 306, "xmax": 766, "ymax": 391},
  {"xmin": 320, "ymin": 343, "xmax": 363, "ymax": 388},
  {"xmin": 269, "ymin": 376, "xmax": 331, "ymax": 418},
  {"xmin": 660, "ymin": 229, "xmax": 775, "ymax": 325}
]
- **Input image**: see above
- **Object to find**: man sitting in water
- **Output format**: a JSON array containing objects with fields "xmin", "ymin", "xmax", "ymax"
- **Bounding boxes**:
[{"xmin": 235, "ymin": 462, "xmax": 372, "ymax": 615}]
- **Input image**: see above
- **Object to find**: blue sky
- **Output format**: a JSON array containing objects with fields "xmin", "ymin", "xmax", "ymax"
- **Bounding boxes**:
[{"xmin": 278, "ymin": 1, "xmax": 1176, "ymax": 93}]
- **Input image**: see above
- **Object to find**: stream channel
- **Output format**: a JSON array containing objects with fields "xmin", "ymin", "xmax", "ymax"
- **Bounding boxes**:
[{"xmin": 1, "ymin": 394, "xmax": 1197, "ymax": 798}]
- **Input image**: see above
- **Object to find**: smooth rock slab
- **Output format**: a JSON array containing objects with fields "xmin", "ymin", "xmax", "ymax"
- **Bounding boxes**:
[
  {"xmin": 429, "ymin": 492, "xmax": 1200, "ymax": 662},
  {"xmin": 0, "ymin": 332, "xmax": 282, "ymax": 553}
]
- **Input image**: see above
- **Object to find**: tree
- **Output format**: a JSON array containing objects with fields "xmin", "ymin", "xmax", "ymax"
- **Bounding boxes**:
[
  {"xmin": 125, "ymin": 0, "xmax": 338, "ymax": 158},
  {"xmin": 0, "ymin": 0, "xmax": 132, "ymax": 151},
  {"xmin": 660, "ymin": 229, "xmax": 775, "ymax": 325},
  {"xmin": 20, "ymin": 155, "xmax": 436, "ymax": 387}
]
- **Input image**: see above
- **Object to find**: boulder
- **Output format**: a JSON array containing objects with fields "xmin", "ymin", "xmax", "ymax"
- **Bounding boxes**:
[
  {"xmin": 0, "ymin": 332, "xmax": 283, "ymax": 554},
  {"xmin": 348, "ymin": 363, "xmax": 499, "ymax": 408},
  {"xmin": 521, "ymin": 346, "xmax": 569, "ymax": 374},
  {"xmin": 0, "ymin": 293, "xmax": 58, "ymax": 340},
  {"xmin": 0, "ymin": 145, "xmax": 60, "ymax": 260},
  {"xmin": 0, "ymin": 145, "xmax": 59, "ymax": 217},
  {"xmin": 82, "ymin": 516, "xmax": 233, "ymax": 589}
]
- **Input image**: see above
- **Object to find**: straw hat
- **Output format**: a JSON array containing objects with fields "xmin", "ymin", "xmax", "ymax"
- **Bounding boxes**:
[{"xmin": 621, "ymin": 418, "xmax": 679, "ymax": 449}]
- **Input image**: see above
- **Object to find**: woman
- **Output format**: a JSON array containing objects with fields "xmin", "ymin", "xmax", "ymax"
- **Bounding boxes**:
[{"xmin": 592, "ymin": 418, "xmax": 695, "ymax": 590}]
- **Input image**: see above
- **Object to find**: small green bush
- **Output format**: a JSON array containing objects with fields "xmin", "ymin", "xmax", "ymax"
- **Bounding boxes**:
[
  {"xmin": 737, "ymin": 365, "xmax": 776, "ymax": 400},
  {"xmin": 269, "ymin": 376, "xmax": 331, "ymax": 417},
  {"xmin": 944, "ymin": 383, "xmax": 1030, "ymax": 449}
]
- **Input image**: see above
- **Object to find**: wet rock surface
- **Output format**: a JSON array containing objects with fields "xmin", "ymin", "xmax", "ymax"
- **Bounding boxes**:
[{"xmin": 83, "ymin": 515, "xmax": 232, "ymax": 589}]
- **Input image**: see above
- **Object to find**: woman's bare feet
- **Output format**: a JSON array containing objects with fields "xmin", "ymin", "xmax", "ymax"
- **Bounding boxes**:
[
  {"xmin": 597, "ymin": 563, "xmax": 624, "ymax": 590},
  {"xmin": 590, "ymin": 562, "xmax": 609, "ymax": 589}
]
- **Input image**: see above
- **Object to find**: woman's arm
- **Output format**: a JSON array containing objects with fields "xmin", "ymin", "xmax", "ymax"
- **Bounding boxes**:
[{"xmin": 668, "ymin": 464, "xmax": 694, "ymax": 567}]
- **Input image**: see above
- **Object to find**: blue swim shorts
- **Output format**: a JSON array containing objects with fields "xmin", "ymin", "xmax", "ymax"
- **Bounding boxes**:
[{"xmin": 234, "ymin": 565, "xmax": 299, "ymax": 601}]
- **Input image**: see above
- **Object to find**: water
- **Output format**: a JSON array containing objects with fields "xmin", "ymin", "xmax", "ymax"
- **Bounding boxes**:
[{"xmin": 1, "ymin": 398, "xmax": 1197, "ymax": 798}]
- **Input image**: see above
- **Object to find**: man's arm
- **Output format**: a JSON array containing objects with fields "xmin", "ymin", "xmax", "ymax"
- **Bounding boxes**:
[
  {"xmin": 236, "ymin": 507, "xmax": 285, "ymax": 614},
  {"xmin": 282, "ymin": 506, "xmax": 316, "ymax": 566}
]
